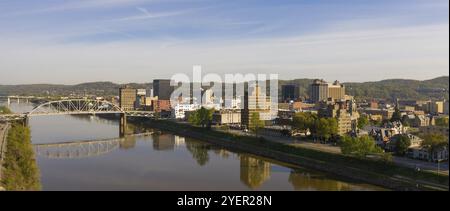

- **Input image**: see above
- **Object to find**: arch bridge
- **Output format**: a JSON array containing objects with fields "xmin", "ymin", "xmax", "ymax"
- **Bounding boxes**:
[{"xmin": 1, "ymin": 99, "xmax": 155, "ymax": 136}]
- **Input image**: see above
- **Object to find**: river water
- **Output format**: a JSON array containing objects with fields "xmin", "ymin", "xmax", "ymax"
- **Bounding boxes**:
[{"xmin": 2, "ymin": 101, "xmax": 385, "ymax": 191}]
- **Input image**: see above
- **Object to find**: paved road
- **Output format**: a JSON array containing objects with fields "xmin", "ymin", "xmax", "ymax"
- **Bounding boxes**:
[
  {"xmin": 393, "ymin": 156, "xmax": 449, "ymax": 176},
  {"xmin": 216, "ymin": 128, "xmax": 449, "ymax": 175}
]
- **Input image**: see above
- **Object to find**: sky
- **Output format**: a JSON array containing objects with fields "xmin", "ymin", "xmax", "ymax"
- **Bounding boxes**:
[{"xmin": 0, "ymin": 0, "xmax": 448, "ymax": 85}]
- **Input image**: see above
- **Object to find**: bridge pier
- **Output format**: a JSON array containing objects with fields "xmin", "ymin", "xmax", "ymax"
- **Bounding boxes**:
[
  {"xmin": 22, "ymin": 117, "xmax": 29, "ymax": 127},
  {"xmin": 120, "ymin": 113, "xmax": 127, "ymax": 137}
]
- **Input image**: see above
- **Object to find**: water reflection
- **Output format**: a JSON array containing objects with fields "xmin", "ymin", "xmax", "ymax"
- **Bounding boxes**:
[
  {"xmin": 186, "ymin": 140, "xmax": 211, "ymax": 166},
  {"xmin": 119, "ymin": 136, "xmax": 137, "ymax": 150},
  {"xmin": 2, "ymin": 101, "xmax": 385, "ymax": 191},
  {"xmin": 240, "ymin": 155, "xmax": 271, "ymax": 189},
  {"xmin": 288, "ymin": 170, "xmax": 374, "ymax": 191},
  {"xmin": 152, "ymin": 133, "xmax": 176, "ymax": 151}
]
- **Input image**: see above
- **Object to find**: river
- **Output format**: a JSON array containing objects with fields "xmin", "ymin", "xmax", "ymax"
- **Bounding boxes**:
[{"xmin": 2, "ymin": 101, "xmax": 385, "ymax": 191}]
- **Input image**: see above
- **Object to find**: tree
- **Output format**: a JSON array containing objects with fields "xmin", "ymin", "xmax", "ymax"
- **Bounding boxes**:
[
  {"xmin": 314, "ymin": 118, "xmax": 338, "ymax": 141},
  {"xmin": 249, "ymin": 112, "xmax": 265, "ymax": 137},
  {"xmin": 420, "ymin": 133, "xmax": 448, "ymax": 161},
  {"xmin": 188, "ymin": 107, "xmax": 214, "ymax": 128},
  {"xmin": 339, "ymin": 135, "xmax": 384, "ymax": 159},
  {"xmin": 393, "ymin": 134, "xmax": 411, "ymax": 156},
  {"xmin": 390, "ymin": 105, "xmax": 402, "ymax": 122},
  {"xmin": 0, "ymin": 106, "xmax": 12, "ymax": 114},
  {"xmin": 327, "ymin": 118, "xmax": 338, "ymax": 138},
  {"xmin": 186, "ymin": 141, "xmax": 210, "ymax": 166},
  {"xmin": 292, "ymin": 112, "xmax": 316, "ymax": 135},
  {"xmin": 435, "ymin": 117, "xmax": 449, "ymax": 128},
  {"xmin": 357, "ymin": 116, "xmax": 369, "ymax": 129}
]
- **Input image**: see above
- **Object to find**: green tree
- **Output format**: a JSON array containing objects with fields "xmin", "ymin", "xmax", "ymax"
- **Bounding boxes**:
[
  {"xmin": 339, "ymin": 135, "xmax": 384, "ymax": 159},
  {"xmin": 326, "ymin": 118, "xmax": 338, "ymax": 140},
  {"xmin": 0, "ymin": 106, "xmax": 12, "ymax": 114},
  {"xmin": 420, "ymin": 133, "xmax": 448, "ymax": 161},
  {"xmin": 188, "ymin": 107, "xmax": 214, "ymax": 128},
  {"xmin": 390, "ymin": 106, "xmax": 402, "ymax": 122},
  {"xmin": 393, "ymin": 134, "xmax": 411, "ymax": 156},
  {"xmin": 357, "ymin": 116, "xmax": 369, "ymax": 129},
  {"xmin": 314, "ymin": 118, "xmax": 338, "ymax": 141},
  {"xmin": 185, "ymin": 141, "xmax": 210, "ymax": 166},
  {"xmin": 249, "ymin": 112, "xmax": 265, "ymax": 137},
  {"xmin": 292, "ymin": 112, "xmax": 316, "ymax": 135},
  {"xmin": 435, "ymin": 117, "xmax": 449, "ymax": 128}
]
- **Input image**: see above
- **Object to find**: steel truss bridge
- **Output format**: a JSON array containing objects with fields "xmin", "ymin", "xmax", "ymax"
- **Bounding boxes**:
[
  {"xmin": 34, "ymin": 132, "xmax": 154, "ymax": 159},
  {"xmin": 0, "ymin": 99, "xmax": 155, "ymax": 122}
]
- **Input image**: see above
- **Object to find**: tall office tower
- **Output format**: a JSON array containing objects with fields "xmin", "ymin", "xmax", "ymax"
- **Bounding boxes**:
[
  {"xmin": 310, "ymin": 79, "xmax": 329, "ymax": 103},
  {"xmin": 281, "ymin": 84, "xmax": 300, "ymax": 102},
  {"xmin": 153, "ymin": 79, "xmax": 174, "ymax": 100},
  {"xmin": 119, "ymin": 86, "xmax": 137, "ymax": 111},
  {"xmin": 328, "ymin": 80, "xmax": 345, "ymax": 101},
  {"xmin": 310, "ymin": 79, "xmax": 345, "ymax": 103},
  {"xmin": 135, "ymin": 89, "xmax": 147, "ymax": 109}
]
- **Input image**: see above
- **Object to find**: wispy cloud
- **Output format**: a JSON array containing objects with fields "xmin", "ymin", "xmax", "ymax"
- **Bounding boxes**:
[
  {"xmin": 0, "ymin": 0, "xmax": 447, "ymax": 84},
  {"xmin": 1, "ymin": 0, "xmax": 154, "ymax": 17},
  {"xmin": 0, "ymin": 23, "xmax": 447, "ymax": 84},
  {"xmin": 114, "ymin": 6, "xmax": 189, "ymax": 21}
]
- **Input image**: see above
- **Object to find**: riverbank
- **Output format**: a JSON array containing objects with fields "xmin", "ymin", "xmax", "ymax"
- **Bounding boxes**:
[
  {"xmin": 143, "ymin": 119, "xmax": 448, "ymax": 191},
  {"xmin": 0, "ymin": 122, "xmax": 9, "ymax": 191},
  {"xmin": 0, "ymin": 123, "xmax": 41, "ymax": 191}
]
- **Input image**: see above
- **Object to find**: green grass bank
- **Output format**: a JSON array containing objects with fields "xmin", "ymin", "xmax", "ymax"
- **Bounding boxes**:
[{"xmin": 0, "ymin": 123, "xmax": 41, "ymax": 191}]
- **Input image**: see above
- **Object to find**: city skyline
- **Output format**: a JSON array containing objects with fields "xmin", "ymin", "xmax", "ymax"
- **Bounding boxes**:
[{"xmin": 0, "ymin": 0, "xmax": 449, "ymax": 84}]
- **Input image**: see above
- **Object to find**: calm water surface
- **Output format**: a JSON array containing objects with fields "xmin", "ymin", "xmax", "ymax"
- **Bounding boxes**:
[{"xmin": 2, "ymin": 101, "xmax": 385, "ymax": 191}]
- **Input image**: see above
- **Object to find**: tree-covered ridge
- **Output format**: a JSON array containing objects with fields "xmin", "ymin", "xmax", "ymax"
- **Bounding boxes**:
[
  {"xmin": 0, "ymin": 82, "xmax": 151, "ymax": 97},
  {"xmin": 344, "ymin": 76, "xmax": 449, "ymax": 101},
  {"xmin": 1, "ymin": 76, "xmax": 448, "ymax": 100}
]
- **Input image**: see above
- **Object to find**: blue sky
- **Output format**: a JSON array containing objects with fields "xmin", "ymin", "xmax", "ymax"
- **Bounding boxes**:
[{"xmin": 0, "ymin": 0, "xmax": 448, "ymax": 84}]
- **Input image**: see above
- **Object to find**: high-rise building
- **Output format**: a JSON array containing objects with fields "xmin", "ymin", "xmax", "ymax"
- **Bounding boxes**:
[
  {"xmin": 153, "ymin": 79, "xmax": 174, "ymax": 100},
  {"xmin": 281, "ymin": 84, "xmax": 300, "ymax": 102},
  {"xmin": 241, "ymin": 83, "xmax": 276, "ymax": 128},
  {"xmin": 119, "ymin": 86, "xmax": 137, "ymax": 111},
  {"xmin": 428, "ymin": 101, "xmax": 444, "ymax": 114},
  {"xmin": 319, "ymin": 101, "xmax": 354, "ymax": 136},
  {"xmin": 310, "ymin": 79, "xmax": 345, "ymax": 103},
  {"xmin": 135, "ymin": 89, "xmax": 147, "ymax": 109},
  {"xmin": 310, "ymin": 79, "xmax": 329, "ymax": 103},
  {"xmin": 328, "ymin": 80, "xmax": 345, "ymax": 100}
]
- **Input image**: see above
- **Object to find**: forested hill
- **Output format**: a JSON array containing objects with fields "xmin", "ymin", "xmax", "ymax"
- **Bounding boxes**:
[
  {"xmin": 0, "ymin": 76, "xmax": 448, "ymax": 100},
  {"xmin": 0, "ymin": 82, "xmax": 150, "ymax": 97},
  {"xmin": 344, "ymin": 76, "xmax": 449, "ymax": 101}
]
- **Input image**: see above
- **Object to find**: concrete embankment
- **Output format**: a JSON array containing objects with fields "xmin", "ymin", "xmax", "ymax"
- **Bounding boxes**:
[{"xmin": 143, "ymin": 119, "xmax": 448, "ymax": 191}]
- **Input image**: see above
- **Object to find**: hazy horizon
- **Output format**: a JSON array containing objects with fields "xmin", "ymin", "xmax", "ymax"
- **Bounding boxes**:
[
  {"xmin": 0, "ymin": 0, "xmax": 448, "ymax": 84},
  {"xmin": 0, "ymin": 75, "xmax": 448, "ymax": 86}
]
